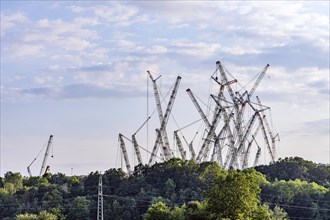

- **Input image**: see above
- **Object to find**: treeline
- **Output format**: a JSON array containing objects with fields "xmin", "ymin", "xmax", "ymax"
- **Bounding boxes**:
[{"xmin": 0, "ymin": 157, "xmax": 329, "ymax": 219}]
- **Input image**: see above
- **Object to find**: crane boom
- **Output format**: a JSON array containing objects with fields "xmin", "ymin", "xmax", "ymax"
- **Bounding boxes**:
[
  {"xmin": 256, "ymin": 96, "xmax": 276, "ymax": 159},
  {"xmin": 147, "ymin": 71, "xmax": 164, "ymax": 124},
  {"xmin": 248, "ymin": 64, "xmax": 270, "ymax": 99},
  {"xmin": 148, "ymin": 75, "xmax": 181, "ymax": 163},
  {"xmin": 147, "ymin": 71, "xmax": 168, "ymax": 150},
  {"xmin": 118, "ymin": 134, "xmax": 131, "ymax": 174},
  {"xmin": 228, "ymin": 112, "xmax": 258, "ymax": 168},
  {"xmin": 253, "ymin": 146, "xmax": 261, "ymax": 167},
  {"xmin": 242, "ymin": 122, "xmax": 261, "ymax": 169},
  {"xmin": 39, "ymin": 135, "xmax": 53, "ymax": 176},
  {"xmin": 212, "ymin": 94, "xmax": 236, "ymax": 168},
  {"xmin": 216, "ymin": 61, "xmax": 238, "ymax": 105},
  {"xmin": 159, "ymin": 76, "xmax": 181, "ymax": 159},
  {"xmin": 197, "ymin": 107, "xmax": 222, "ymax": 162},
  {"xmin": 188, "ymin": 142, "xmax": 196, "ymax": 160},
  {"xmin": 27, "ymin": 158, "xmax": 36, "ymax": 177},
  {"xmin": 132, "ymin": 135, "xmax": 143, "ymax": 165},
  {"xmin": 131, "ymin": 116, "xmax": 151, "ymax": 166},
  {"xmin": 174, "ymin": 131, "xmax": 186, "ymax": 160},
  {"xmin": 258, "ymin": 114, "xmax": 275, "ymax": 162},
  {"xmin": 186, "ymin": 88, "xmax": 211, "ymax": 128}
]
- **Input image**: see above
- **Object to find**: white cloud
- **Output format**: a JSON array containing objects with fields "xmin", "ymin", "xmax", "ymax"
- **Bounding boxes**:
[
  {"xmin": 73, "ymin": 17, "xmax": 99, "ymax": 26},
  {"xmin": 92, "ymin": 3, "xmax": 140, "ymax": 26},
  {"xmin": 50, "ymin": 54, "xmax": 82, "ymax": 63},
  {"xmin": 34, "ymin": 76, "xmax": 53, "ymax": 85},
  {"xmin": 146, "ymin": 45, "xmax": 167, "ymax": 54},
  {"xmin": 68, "ymin": 5, "xmax": 86, "ymax": 13},
  {"xmin": 171, "ymin": 41, "xmax": 221, "ymax": 58},
  {"xmin": 6, "ymin": 44, "xmax": 45, "ymax": 57},
  {"xmin": 220, "ymin": 46, "xmax": 261, "ymax": 56},
  {"xmin": 1, "ymin": 11, "xmax": 28, "ymax": 36}
]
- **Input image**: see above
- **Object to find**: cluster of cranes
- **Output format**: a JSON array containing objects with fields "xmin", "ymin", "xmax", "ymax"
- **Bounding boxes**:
[
  {"xmin": 118, "ymin": 60, "xmax": 279, "ymax": 174},
  {"xmin": 25, "ymin": 60, "xmax": 279, "ymax": 178}
]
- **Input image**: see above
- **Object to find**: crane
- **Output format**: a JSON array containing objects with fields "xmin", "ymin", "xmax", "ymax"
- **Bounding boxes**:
[
  {"xmin": 148, "ymin": 75, "xmax": 181, "ymax": 164},
  {"xmin": 38, "ymin": 135, "xmax": 53, "ymax": 176},
  {"xmin": 27, "ymin": 135, "xmax": 54, "ymax": 177},
  {"xmin": 256, "ymin": 96, "xmax": 278, "ymax": 160},
  {"xmin": 147, "ymin": 71, "xmax": 169, "ymax": 154}
]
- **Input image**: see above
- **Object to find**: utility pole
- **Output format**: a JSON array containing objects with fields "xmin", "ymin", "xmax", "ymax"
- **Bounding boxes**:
[{"xmin": 97, "ymin": 173, "xmax": 103, "ymax": 220}]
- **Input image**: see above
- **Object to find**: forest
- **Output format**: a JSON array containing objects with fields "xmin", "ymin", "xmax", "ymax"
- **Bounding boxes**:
[{"xmin": 0, "ymin": 157, "xmax": 329, "ymax": 220}]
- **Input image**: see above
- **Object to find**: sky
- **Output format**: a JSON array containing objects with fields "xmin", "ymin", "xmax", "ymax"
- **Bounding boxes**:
[{"xmin": 1, "ymin": 1, "xmax": 329, "ymax": 177}]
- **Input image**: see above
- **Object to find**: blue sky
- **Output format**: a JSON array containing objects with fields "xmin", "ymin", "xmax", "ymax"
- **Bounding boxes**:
[{"xmin": 1, "ymin": 1, "xmax": 329, "ymax": 176}]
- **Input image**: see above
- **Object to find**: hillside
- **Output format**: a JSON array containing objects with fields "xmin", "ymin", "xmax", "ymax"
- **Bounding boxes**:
[{"xmin": 0, "ymin": 157, "xmax": 329, "ymax": 219}]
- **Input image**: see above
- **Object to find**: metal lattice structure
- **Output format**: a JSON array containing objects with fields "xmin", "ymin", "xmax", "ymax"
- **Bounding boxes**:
[
  {"xmin": 97, "ymin": 173, "xmax": 103, "ymax": 220},
  {"xmin": 118, "ymin": 60, "xmax": 279, "ymax": 173}
]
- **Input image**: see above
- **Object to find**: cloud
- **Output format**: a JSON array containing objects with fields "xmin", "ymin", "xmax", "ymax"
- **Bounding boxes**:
[
  {"xmin": 2, "ymin": 12, "xmax": 100, "ymax": 59},
  {"xmin": 34, "ymin": 76, "xmax": 54, "ymax": 85},
  {"xmin": 146, "ymin": 45, "xmax": 167, "ymax": 54},
  {"xmin": 69, "ymin": 3, "xmax": 146, "ymax": 26},
  {"xmin": 19, "ymin": 83, "xmax": 145, "ymax": 100},
  {"xmin": 170, "ymin": 41, "xmax": 221, "ymax": 59},
  {"xmin": 283, "ymin": 118, "xmax": 330, "ymax": 137},
  {"xmin": 1, "ymin": 11, "xmax": 28, "ymax": 36},
  {"xmin": 5, "ymin": 44, "xmax": 45, "ymax": 57}
]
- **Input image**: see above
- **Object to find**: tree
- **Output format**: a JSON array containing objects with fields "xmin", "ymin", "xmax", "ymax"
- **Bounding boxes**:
[
  {"xmin": 206, "ymin": 169, "xmax": 268, "ymax": 219},
  {"xmin": 15, "ymin": 213, "xmax": 37, "ymax": 220},
  {"xmin": 16, "ymin": 210, "xmax": 57, "ymax": 220},
  {"xmin": 184, "ymin": 201, "xmax": 214, "ymax": 220},
  {"xmin": 4, "ymin": 172, "xmax": 23, "ymax": 194},
  {"xmin": 260, "ymin": 179, "xmax": 327, "ymax": 219},
  {"xmin": 143, "ymin": 202, "xmax": 170, "ymax": 220},
  {"xmin": 165, "ymin": 178, "xmax": 176, "ymax": 201},
  {"xmin": 24, "ymin": 176, "xmax": 48, "ymax": 187},
  {"xmin": 66, "ymin": 196, "xmax": 91, "ymax": 220},
  {"xmin": 67, "ymin": 176, "xmax": 79, "ymax": 187},
  {"xmin": 170, "ymin": 205, "xmax": 185, "ymax": 220},
  {"xmin": 255, "ymin": 157, "xmax": 330, "ymax": 186}
]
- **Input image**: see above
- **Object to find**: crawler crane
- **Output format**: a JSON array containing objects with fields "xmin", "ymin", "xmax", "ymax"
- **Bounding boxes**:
[{"xmin": 27, "ymin": 135, "xmax": 54, "ymax": 177}]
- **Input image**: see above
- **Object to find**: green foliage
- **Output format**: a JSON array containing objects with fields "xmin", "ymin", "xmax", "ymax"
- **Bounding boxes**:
[
  {"xmin": 206, "ymin": 169, "xmax": 262, "ymax": 219},
  {"xmin": 16, "ymin": 213, "xmax": 37, "ymax": 220},
  {"xmin": 66, "ymin": 196, "xmax": 92, "ymax": 220},
  {"xmin": 143, "ymin": 202, "xmax": 170, "ymax": 220},
  {"xmin": 184, "ymin": 201, "xmax": 214, "ymax": 220},
  {"xmin": 23, "ymin": 176, "xmax": 48, "ymax": 187},
  {"xmin": 67, "ymin": 176, "xmax": 79, "ymax": 187},
  {"xmin": 4, "ymin": 172, "xmax": 23, "ymax": 194},
  {"xmin": 260, "ymin": 179, "xmax": 328, "ymax": 219},
  {"xmin": 16, "ymin": 210, "xmax": 57, "ymax": 220},
  {"xmin": 0, "ymin": 157, "xmax": 327, "ymax": 219},
  {"xmin": 170, "ymin": 205, "xmax": 185, "ymax": 220},
  {"xmin": 269, "ymin": 205, "xmax": 288, "ymax": 220},
  {"xmin": 256, "ymin": 157, "xmax": 330, "ymax": 186}
]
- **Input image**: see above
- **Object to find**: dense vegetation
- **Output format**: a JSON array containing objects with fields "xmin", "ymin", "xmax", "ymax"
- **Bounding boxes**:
[{"xmin": 0, "ymin": 157, "xmax": 329, "ymax": 219}]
